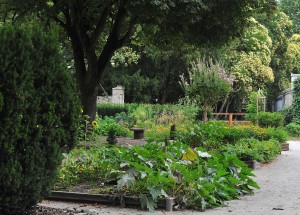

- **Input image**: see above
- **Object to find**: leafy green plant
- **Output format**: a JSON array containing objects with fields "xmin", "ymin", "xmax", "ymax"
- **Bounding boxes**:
[
  {"xmin": 114, "ymin": 112, "xmax": 136, "ymax": 128},
  {"xmin": 264, "ymin": 127, "xmax": 288, "ymax": 142},
  {"xmin": 55, "ymin": 141, "xmax": 259, "ymax": 212},
  {"xmin": 280, "ymin": 106, "xmax": 294, "ymax": 125},
  {"xmin": 222, "ymin": 138, "xmax": 281, "ymax": 162},
  {"xmin": 179, "ymin": 121, "xmax": 228, "ymax": 150},
  {"xmin": 107, "ymin": 127, "xmax": 117, "ymax": 144},
  {"xmin": 95, "ymin": 116, "xmax": 129, "ymax": 137},
  {"xmin": 256, "ymin": 112, "xmax": 284, "ymax": 127},
  {"xmin": 285, "ymin": 123, "xmax": 300, "ymax": 136}
]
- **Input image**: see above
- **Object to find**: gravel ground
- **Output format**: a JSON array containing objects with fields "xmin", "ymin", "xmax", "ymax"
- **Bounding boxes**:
[{"xmin": 39, "ymin": 141, "xmax": 300, "ymax": 215}]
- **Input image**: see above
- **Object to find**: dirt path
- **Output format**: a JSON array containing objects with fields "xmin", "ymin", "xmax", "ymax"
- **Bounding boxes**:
[{"xmin": 40, "ymin": 141, "xmax": 300, "ymax": 215}]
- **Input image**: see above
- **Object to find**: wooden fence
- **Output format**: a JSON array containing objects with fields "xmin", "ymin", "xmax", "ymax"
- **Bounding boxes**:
[{"xmin": 212, "ymin": 113, "xmax": 251, "ymax": 126}]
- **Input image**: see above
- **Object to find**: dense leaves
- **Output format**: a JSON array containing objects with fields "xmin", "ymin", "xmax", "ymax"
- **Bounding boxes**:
[
  {"xmin": 0, "ymin": 24, "xmax": 80, "ymax": 214},
  {"xmin": 56, "ymin": 141, "xmax": 259, "ymax": 211},
  {"xmin": 1, "ymin": 0, "xmax": 276, "ymax": 119},
  {"xmin": 180, "ymin": 58, "xmax": 233, "ymax": 121}
]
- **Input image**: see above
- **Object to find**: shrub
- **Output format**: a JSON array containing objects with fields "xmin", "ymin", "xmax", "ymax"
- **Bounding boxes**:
[
  {"xmin": 179, "ymin": 121, "xmax": 228, "ymax": 150},
  {"xmin": 222, "ymin": 138, "xmax": 281, "ymax": 163},
  {"xmin": 280, "ymin": 107, "xmax": 294, "ymax": 125},
  {"xmin": 264, "ymin": 127, "xmax": 288, "ymax": 142},
  {"xmin": 129, "ymin": 103, "xmax": 199, "ymax": 127},
  {"xmin": 0, "ymin": 24, "xmax": 80, "ymax": 214},
  {"xmin": 95, "ymin": 116, "xmax": 129, "ymax": 137},
  {"xmin": 285, "ymin": 123, "xmax": 300, "ymax": 136},
  {"xmin": 228, "ymin": 125, "xmax": 288, "ymax": 142},
  {"xmin": 97, "ymin": 103, "xmax": 128, "ymax": 117},
  {"xmin": 256, "ymin": 112, "xmax": 284, "ymax": 127}
]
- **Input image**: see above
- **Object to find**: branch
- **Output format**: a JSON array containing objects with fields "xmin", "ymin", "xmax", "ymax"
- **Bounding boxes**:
[
  {"xmin": 95, "ymin": 5, "xmax": 127, "ymax": 82},
  {"xmin": 117, "ymin": 19, "xmax": 135, "ymax": 48},
  {"xmin": 90, "ymin": 4, "xmax": 112, "ymax": 47},
  {"xmin": 52, "ymin": 15, "xmax": 68, "ymax": 29}
]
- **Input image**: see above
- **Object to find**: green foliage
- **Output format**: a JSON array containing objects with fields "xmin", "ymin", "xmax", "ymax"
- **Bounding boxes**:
[
  {"xmin": 55, "ymin": 141, "xmax": 259, "ymax": 211},
  {"xmin": 179, "ymin": 121, "xmax": 228, "ymax": 150},
  {"xmin": 0, "ymin": 24, "xmax": 80, "ymax": 214},
  {"xmin": 281, "ymin": 0, "xmax": 300, "ymax": 33},
  {"xmin": 218, "ymin": 17, "xmax": 275, "ymax": 111},
  {"xmin": 95, "ymin": 116, "xmax": 129, "ymax": 137},
  {"xmin": 3, "ymin": 0, "xmax": 275, "ymax": 119},
  {"xmin": 180, "ymin": 123, "xmax": 288, "ymax": 148},
  {"xmin": 280, "ymin": 106, "xmax": 294, "ymax": 125},
  {"xmin": 222, "ymin": 138, "xmax": 281, "ymax": 162},
  {"xmin": 0, "ymin": 93, "xmax": 3, "ymax": 111},
  {"xmin": 292, "ymin": 78, "xmax": 300, "ymax": 124},
  {"xmin": 260, "ymin": 11, "xmax": 294, "ymax": 107},
  {"xmin": 77, "ymin": 115, "xmax": 98, "ymax": 142},
  {"xmin": 285, "ymin": 123, "xmax": 300, "ymax": 136},
  {"xmin": 128, "ymin": 103, "xmax": 199, "ymax": 127},
  {"xmin": 104, "ymin": 47, "xmax": 189, "ymax": 104},
  {"xmin": 180, "ymin": 58, "xmax": 232, "ymax": 121},
  {"xmin": 264, "ymin": 127, "xmax": 288, "ymax": 142},
  {"xmin": 245, "ymin": 91, "xmax": 268, "ymax": 123},
  {"xmin": 97, "ymin": 103, "xmax": 128, "ymax": 117},
  {"xmin": 256, "ymin": 112, "xmax": 284, "ymax": 127},
  {"xmin": 285, "ymin": 34, "xmax": 300, "ymax": 73}
]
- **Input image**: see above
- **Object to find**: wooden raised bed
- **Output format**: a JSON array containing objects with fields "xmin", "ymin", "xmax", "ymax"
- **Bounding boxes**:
[
  {"xmin": 48, "ymin": 191, "xmax": 176, "ymax": 211},
  {"xmin": 243, "ymin": 160, "xmax": 260, "ymax": 169},
  {"xmin": 281, "ymin": 142, "xmax": 289, "ymax": 151}
]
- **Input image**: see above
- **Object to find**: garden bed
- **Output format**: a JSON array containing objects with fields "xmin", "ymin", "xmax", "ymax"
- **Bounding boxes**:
[
  {"xmin": 243, "ymin": 160, "xmax": 261, "ymax": 169},
  {"xmin": 281, "ymin": 142, "xmax": 289, "ymax": 151},
  {"xmin": 48, "ymin": 191, "xmax": 174, "ymax": 211}
]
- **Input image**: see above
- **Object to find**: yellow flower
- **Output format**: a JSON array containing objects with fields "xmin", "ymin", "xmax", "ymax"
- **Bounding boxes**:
[
  {"xmin": 80, "ymin": 108, "xmax": 83, "ymax": 113},
  {"xmin": 92, "ymin": 121, "xmax": 99, "ymax": 127}
]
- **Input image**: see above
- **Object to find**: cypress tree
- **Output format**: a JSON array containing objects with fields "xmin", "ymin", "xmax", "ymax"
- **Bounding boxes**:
[{"xmin": 0, "ymin": 24, "xmax": 80, "ymax": 214}]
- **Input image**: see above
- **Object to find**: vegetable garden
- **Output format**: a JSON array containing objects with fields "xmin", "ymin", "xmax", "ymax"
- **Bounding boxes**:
[{"xmin": 53, "ymin": 103, "xmax": 289, "ymax": 211}]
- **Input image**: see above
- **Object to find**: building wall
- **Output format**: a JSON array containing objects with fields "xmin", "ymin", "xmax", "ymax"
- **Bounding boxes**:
[{"xmin": 275, "ymin": 88, "xmax": 293, "ymax": 111}]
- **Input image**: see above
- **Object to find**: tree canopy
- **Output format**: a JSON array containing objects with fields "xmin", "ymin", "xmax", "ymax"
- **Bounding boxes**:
[
  {"xmin": 280, "ymin": 0, "xmax": 300, "ymax": 33},
  {"xmin": 1, "ymin": 0, "xmax": 276, "ymax": 119}
]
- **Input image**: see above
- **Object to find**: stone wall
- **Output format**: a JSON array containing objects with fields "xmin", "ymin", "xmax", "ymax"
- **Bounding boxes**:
[{"xmin": 97, "ymin": 86, "xmax": 125, "ymax": 104}]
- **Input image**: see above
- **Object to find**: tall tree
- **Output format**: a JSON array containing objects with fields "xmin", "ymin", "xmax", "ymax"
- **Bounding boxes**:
[
  {"xmin": 257, "ymin": 11, "xmax": 294, "ymax": 109},
  {"xmin": 2, "ymin": 0, "xmax": 276, "ymax": 119},
  {"xmin": 280, "ymin": 0, "xmax": 300, "ymax": 33}
]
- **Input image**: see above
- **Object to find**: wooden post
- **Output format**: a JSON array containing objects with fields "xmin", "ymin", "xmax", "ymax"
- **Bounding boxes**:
[{"xmin": 228, "ymin": 114, "xmax": 233, "ymax": 126}]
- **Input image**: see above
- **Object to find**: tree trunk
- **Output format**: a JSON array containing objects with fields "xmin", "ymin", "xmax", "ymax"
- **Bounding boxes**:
[
  {"xmin": 203, "ymin": 107, "xmax": 208, "ymax": 122},
  {"xmin": 80, "ymin": 85, "xmax": 99, "ymax": 121}
]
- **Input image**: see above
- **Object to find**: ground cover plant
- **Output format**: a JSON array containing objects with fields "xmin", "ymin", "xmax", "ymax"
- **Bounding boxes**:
[{"xmin": 55, "ymin": 141, "xmax": 259, "ymax": 212}]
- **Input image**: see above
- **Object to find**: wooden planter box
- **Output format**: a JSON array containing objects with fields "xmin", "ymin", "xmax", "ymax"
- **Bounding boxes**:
[
  {"xmin": 48, "ymin": 191, "xmax": 176, "ymax": 211},
  {"xmin": 281, "ymin": 142, "xmax": 289, "ymax": 151},
  {"xmin": 243, "ymin": 160, "xmax": 260, "ymax": 169}
]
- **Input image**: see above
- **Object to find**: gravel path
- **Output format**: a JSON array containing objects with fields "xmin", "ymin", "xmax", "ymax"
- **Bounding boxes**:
[{"xmin": 40, "ymin": 141, "xmax": 300, "ymax": 215}]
